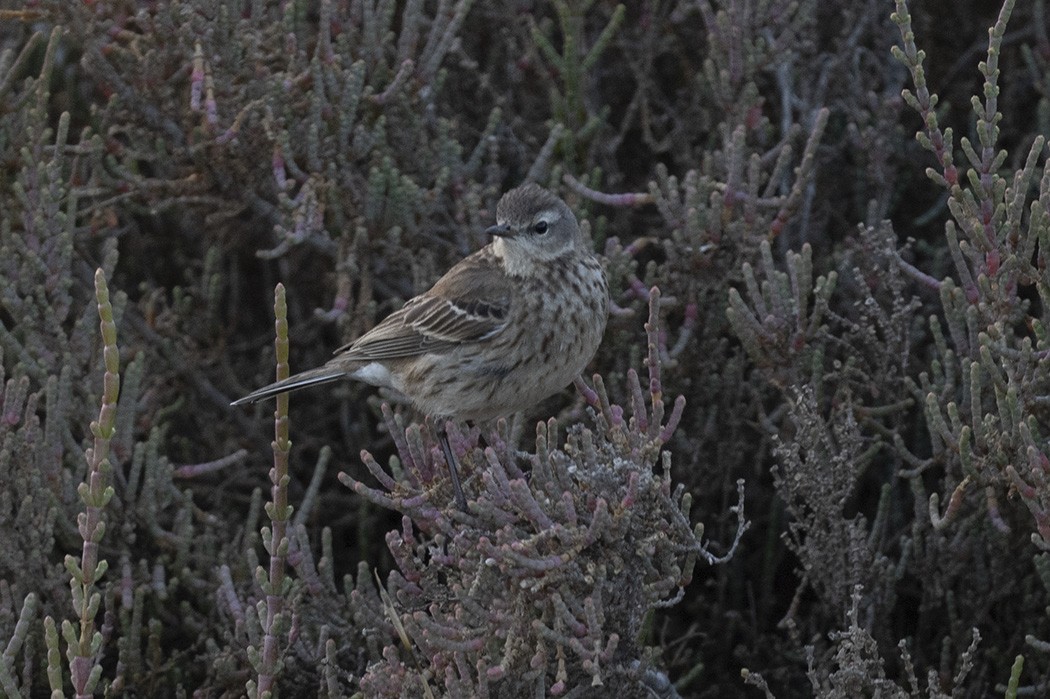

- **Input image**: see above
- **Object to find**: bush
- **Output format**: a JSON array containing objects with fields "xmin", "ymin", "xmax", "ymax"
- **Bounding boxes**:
[{"xmin": 1, "ymin": 0, "xmax": 1048, "ymax": 695}]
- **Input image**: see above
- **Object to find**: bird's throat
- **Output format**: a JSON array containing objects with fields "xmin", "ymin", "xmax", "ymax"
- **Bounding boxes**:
[{"xmin": 491, "ymin": 238, "xmax": 546, "ymax": 278}]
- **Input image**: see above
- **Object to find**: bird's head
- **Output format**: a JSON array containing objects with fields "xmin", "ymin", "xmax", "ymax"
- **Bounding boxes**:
[{"xmin": 486, "ymin": 184, "xmax": 584, "ymax": 276}]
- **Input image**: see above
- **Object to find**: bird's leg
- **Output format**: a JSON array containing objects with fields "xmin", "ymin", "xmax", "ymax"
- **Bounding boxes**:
[{"xmin": 437, "ymin": 421, "xmax": 468, "ymax": 511}]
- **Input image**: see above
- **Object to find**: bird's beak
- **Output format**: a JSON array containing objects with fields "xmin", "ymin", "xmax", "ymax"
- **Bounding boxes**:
[{"xmin": 485, "ymin": 223, "xmax": 514, "ymax": 238}]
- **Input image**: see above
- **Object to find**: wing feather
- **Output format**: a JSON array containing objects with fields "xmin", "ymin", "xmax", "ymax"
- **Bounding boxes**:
[{"xmin": 333, "ymin": 249, "xmax": 511, "ymax": 361}]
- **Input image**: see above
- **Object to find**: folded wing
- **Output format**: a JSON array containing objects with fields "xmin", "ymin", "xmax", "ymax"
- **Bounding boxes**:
[{"xmin": 334, "ymin": 252, "xmax": 511, "ymax": 361}]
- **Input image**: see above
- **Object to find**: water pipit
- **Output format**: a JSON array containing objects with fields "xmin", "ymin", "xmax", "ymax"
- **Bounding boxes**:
[{"xmin": 233, "ymin": 183, "xmax": 609, "ymax": 509}]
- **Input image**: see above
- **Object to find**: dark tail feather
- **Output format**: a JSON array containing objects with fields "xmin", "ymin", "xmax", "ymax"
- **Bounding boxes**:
[{"xmin": 231, "ymin": 367, "xmax": 346, "ymax": 406}]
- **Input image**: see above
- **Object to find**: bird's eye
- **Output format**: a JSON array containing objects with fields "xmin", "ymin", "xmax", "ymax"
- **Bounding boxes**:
[{"xmin": 533, "ymin": 221, "xmax": 549, "ymax": 235}]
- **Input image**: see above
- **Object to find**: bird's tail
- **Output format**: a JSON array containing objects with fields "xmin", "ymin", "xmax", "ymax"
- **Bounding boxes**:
[{"xmin": 231, "ymin": 367, "xmax": 347, "ymax": 406}]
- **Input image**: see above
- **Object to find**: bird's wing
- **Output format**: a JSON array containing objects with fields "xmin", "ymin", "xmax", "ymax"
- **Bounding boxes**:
[{"xmin": 334, "ymin": 250, "xmax": 511, "ymax": 361}]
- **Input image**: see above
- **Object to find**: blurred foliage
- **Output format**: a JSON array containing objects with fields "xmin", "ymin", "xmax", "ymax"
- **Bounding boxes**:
[{"xmin": 1, "ymin": 0, "xmax": 1049, "ymax": 695}]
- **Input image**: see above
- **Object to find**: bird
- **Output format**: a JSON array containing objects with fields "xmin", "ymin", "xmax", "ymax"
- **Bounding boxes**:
[{"xmin": 232, "ymin": 183, "xmax": 609, "ymax": 510}]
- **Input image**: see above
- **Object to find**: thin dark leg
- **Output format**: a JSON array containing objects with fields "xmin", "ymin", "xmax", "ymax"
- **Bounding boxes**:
[{"xmin": 438, "ymin": 425, "xmax": 468, "ymax": 511}]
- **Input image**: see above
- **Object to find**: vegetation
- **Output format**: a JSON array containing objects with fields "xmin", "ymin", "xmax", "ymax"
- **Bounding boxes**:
[{"xmin": 1, "ymin": 0, "xmax": 1049, "ymax": 695}]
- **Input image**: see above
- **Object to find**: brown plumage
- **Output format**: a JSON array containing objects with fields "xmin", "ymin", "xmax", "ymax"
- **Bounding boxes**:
[{"xmin": 233, "ymin": 183, "xmax": 609, "ymax": 508}]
